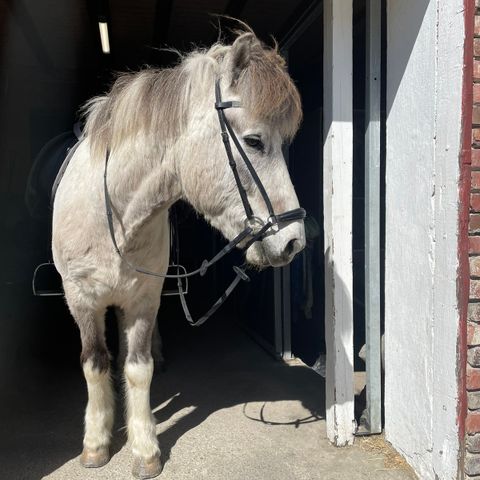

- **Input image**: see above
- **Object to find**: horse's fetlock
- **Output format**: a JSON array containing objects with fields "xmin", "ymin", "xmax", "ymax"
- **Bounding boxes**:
[{"xmin": 131, "ymin": 437, "xmax": 160, "ymax": 461}]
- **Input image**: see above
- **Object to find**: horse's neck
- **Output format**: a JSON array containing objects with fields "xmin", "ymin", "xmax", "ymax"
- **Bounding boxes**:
[
  {"xmin": 103, "ymin": 93, "xmax": 213, "ymax": 239},
  {"xmin": 106, "ymin": 145, "xmax": 180, "ymax": 239}
]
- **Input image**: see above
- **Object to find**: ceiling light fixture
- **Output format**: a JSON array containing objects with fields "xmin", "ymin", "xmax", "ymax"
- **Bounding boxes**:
[{"xmin": 98, "ymin": 21, "xmax": 110, "ymax": 54}]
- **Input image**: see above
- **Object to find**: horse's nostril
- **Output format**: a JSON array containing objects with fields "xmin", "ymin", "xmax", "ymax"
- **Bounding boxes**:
[{"xmin": 285, "ymin": 238, "xmax": 300, "ymax": 257}]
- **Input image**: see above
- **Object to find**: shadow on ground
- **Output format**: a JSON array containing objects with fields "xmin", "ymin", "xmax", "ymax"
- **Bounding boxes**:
[
  {"xmin": 0, "ymin": 304, "xmax": 325, "ymax": 480},
  {"xmin": 0, "ymin": 273, "xmax": 414, "ymax": 480},
  {"xmin": 150, "ymin": 322, "xmax": 325, "ymax": 467}
]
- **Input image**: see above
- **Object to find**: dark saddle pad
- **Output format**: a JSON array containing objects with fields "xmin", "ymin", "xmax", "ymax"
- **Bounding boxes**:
[{"xmin": 25, "ymin": 124, "xmax": 82, "ymax": 220}]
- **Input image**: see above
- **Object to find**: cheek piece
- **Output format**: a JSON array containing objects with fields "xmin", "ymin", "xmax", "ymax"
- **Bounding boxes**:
[{"xmin": 102, "ymin": 78, "xmax": 306, "ymax": 326}]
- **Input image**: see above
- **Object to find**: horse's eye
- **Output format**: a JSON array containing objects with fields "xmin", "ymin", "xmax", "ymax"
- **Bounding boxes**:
[{"xmin": 243, "ymin": 136, "xmax": 264, "ymax": 151}]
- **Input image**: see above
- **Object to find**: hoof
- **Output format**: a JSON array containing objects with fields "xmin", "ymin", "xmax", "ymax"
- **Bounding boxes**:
[
  {"xmin": 132, "ymin": 454, "xmax": 162, "ymax": 479},
  {"xmin": 80, "ymin": 447, "xmax": 110, "ymax": 468}
]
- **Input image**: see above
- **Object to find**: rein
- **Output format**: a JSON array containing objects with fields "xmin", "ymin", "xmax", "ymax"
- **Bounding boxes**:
[{"xmin": 103, "ymin": 79, "xmax": 306, "ymax": 326}]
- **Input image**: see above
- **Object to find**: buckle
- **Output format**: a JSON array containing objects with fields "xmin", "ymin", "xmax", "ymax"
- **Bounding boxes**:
[
  {"xmin": 215, "ymin": 100, "xmax": 242, "ymax": 110},
  {"xmin": 266, "ymin": 214, "xmax": 280, "ymax": 233},
  {"xmin": 233, "ymin": 266, "xmax": 250, "ymax": 282},
  {"xmin": 162, "ymin": 264, "xmax": 189, "ymax": 296},
  {"xmin": 199, "ymin": 260, "xmax": 209, "ymax": 276},
  {"xmin": 267, "ymin": 214, "xmax": 278, "ymax": 225}
]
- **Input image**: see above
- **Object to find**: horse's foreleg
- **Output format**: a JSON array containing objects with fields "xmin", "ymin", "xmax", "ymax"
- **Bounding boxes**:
[
  {"xmin": 124, "ymin": 302, "xmax": 162, "ymax": 479},
  {"xmin": 68, "ymin": 301, "xmax": 114, "ymax": 468},
  {"xmin": 120, "ymin": 309, "xmax": 164, "ymax": 374}
]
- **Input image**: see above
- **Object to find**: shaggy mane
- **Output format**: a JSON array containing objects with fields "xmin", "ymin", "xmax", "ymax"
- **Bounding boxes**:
[
  {"xmin": 82, "ymin": 31, "xmax": 302, "ymax": 160},
  {"xmin": 82, "ymin": 66, "xmax": 189, "ymax": 159}
]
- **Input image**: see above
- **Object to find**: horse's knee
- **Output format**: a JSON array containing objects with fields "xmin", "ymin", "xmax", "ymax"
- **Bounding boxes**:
[
  {"xmin": 81, "ymin": 347, "xmax": 110, "ymax": 374},
  {"xmin": 126, "ymin": 321, "xmax": 155, "ymax": 365},
  {"xmin": 125, "ymin": 356, "xmax": 154, "ymax": 389}
]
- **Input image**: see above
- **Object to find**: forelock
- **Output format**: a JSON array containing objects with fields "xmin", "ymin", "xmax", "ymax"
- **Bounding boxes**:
[{"xmin": 232, "ymin": 41, "xmax": 302, "ymax": 140}]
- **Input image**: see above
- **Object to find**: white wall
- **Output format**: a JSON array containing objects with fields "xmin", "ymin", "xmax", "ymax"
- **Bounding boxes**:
[{"xmin": 385, "ymin": 1, "xmax": 464, "ymax": 478}]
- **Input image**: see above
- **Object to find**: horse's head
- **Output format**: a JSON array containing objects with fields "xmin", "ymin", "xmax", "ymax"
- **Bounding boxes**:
[{"xmin": 179, "ymin": 31, "xmax": 305, "ymax": 268}]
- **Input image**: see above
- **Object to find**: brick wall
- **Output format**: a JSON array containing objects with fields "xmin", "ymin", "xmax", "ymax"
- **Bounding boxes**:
[{"xmin": 467, "ymin": 2, "xmax": 480, "ymax": 477}]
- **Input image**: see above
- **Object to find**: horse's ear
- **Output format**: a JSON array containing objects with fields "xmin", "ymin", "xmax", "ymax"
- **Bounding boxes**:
[{"xmin": 230, "ymin": 33, "xmax": 257, "ymax": 85}]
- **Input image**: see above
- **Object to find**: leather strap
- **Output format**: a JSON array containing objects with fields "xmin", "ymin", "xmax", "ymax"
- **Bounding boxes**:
[
  {"xmin": 177, "ymin": 269, "xmax": 247, "ymax": 327},
  {"xmin": 215, "ymin": 83, "xmax": 254, "ymax": 220},
  {"xmin": 214, "ymin": 79, "xmax": 305, "ymax": 225}
]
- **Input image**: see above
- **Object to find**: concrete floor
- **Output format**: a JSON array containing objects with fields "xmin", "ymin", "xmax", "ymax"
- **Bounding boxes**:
[{"xmin": 0, "ymin": 319, "xmax": 415, "ymax": 480}]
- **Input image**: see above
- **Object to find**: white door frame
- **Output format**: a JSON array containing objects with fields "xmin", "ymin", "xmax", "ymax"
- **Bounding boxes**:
[{"xmin": 323, "ymin": 0, "xmax": 355, "ymax": 446}]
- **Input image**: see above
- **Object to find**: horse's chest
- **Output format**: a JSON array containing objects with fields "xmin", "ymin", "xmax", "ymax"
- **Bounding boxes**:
[{"xmin": 111, "ymin": 224, "xmax": 169, "ymax": 300}]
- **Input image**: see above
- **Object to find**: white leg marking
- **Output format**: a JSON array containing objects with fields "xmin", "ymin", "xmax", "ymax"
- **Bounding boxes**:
[
  {"xmin": 125, "ymin": 358, "xmax": 159, "ymax": 459},
  {"xmin": 83, "ymin": 359, "xmax": 114, "ymax": 451}
]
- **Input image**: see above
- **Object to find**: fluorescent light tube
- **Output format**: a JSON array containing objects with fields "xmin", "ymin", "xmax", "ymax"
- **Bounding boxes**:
[{"xmin": 98, "ymin": 22, "xmax": 110, "ymax": 54}]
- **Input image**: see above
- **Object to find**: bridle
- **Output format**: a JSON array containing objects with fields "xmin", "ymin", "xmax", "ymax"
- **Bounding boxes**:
[{"xmin": 104, "ymin": 79, "xmax": 306, "ymax": 326}]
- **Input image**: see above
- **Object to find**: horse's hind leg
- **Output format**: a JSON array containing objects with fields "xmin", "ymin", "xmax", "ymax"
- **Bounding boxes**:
[
  {"xmin": 66, "ymin": 295, "xmax": 114, "ymax": 468},
  {"xmin": 151, "ymin": 317, "xmax": 165, "ymax": 371},
  {"xmin": 116, "ymin": 307, "xmax": 128, "ymax": 371},
  {"xmin": 123, "ymin": 299, "xmax": 162, "ymax": 479}
]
